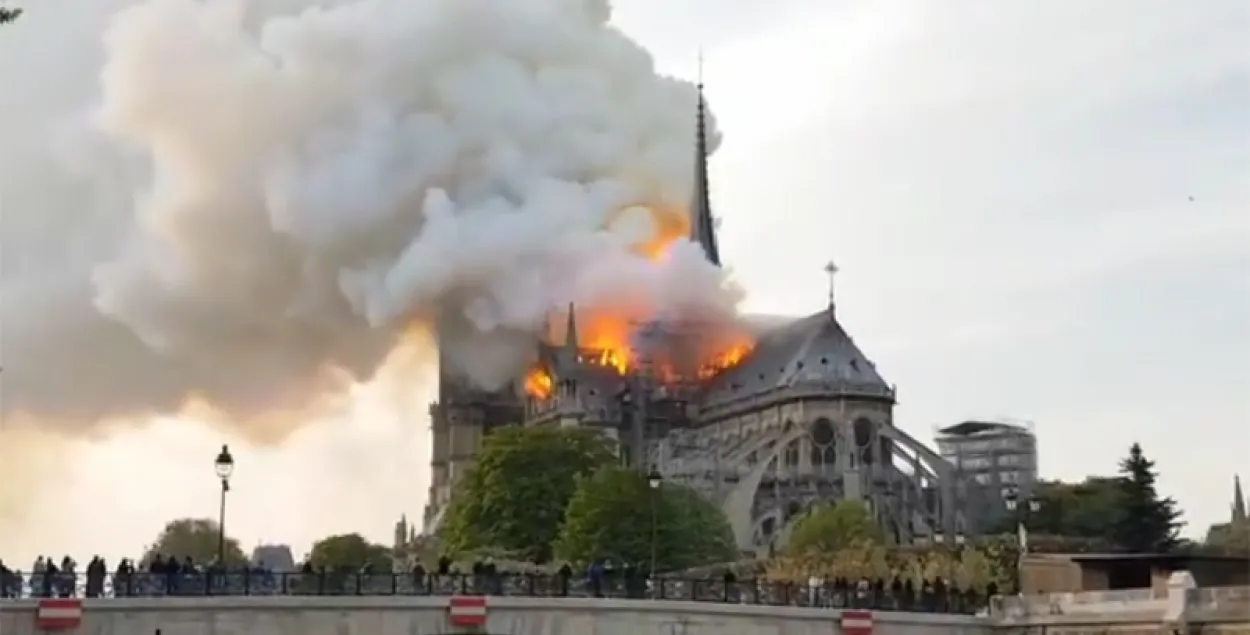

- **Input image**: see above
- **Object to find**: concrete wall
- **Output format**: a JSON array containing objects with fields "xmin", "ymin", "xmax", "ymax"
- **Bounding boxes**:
[
  {"xmin": 994, "ymin": 573, "xmax": 1250, "ymax": 635},
  {"xmin": 0, "ymin": 596, "xmax": 988, "ymax": 635},
  {"xmin": 1, "ymin": 580, "xmax": 1245, "ymax": 635}
]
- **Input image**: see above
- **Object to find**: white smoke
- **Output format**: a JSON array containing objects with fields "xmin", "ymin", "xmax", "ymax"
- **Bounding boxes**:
[{"xmin": 0, "ymin": 0, "xmax": 735, "ymax": 439}]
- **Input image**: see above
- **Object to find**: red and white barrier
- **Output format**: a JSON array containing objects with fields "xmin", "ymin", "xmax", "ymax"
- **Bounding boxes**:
[
  {"xmin": 35, "ymin": 598, "xmax": 84, "ymax": 631},
  {"xmin": 841, "ymin": 609, "xmax": 874, "ymax": 635},
  {"xmin": 448, "ymin": 595, "xmax": 488, "ymax": 628}
]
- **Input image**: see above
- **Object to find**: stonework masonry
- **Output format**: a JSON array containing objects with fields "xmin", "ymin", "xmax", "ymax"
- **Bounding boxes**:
[{"xmin": 1, "ymin": 575, "xmax": 1245, "ymax": 635}]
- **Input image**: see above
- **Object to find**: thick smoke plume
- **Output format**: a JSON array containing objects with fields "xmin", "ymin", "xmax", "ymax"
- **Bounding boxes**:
[{"xmin": 0, "ymin": 0, "xmax": 737, "ymax": 442}]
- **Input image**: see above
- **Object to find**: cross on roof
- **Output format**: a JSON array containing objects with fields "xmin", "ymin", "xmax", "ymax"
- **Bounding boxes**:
[{"xmin": 824, "ymin": 260, "xmax": 839, "ymax": 311}]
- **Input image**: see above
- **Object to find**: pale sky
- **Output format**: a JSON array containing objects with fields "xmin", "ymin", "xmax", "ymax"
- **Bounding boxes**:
[{"xmin": 0, "ymin": 0, "xmax": 1247, "ymax": 565}]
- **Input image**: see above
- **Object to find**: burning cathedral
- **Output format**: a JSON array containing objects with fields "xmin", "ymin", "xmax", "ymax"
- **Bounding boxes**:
[{"xmin": 423, "ymin": 85, "xmax": 990, "ymax": 553}]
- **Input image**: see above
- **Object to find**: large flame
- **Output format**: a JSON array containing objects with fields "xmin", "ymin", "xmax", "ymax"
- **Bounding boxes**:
[
  {"xmin": 584, "ymin": 317, "xmax": 633, "ymax": 373},
  {"xmin": 697, "ymin": 342, "xmax": 753, "ymax": 380},
  {"xmin": 522, "ymin": 202, "xmax": 744, "ymax": 392},
  {"xmin": 524, "ymin": 367, "xmax": 554, "ymax": 399}
]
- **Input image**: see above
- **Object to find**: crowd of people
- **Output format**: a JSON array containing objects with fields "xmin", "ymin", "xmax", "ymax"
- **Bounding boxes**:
[
  {"xmin": 0, "ymin": 555, "xmax": 991, "ymax": 613},
  {"xmin": 0, "ymin": 555, "xmax": 283, "ymax": 599}
]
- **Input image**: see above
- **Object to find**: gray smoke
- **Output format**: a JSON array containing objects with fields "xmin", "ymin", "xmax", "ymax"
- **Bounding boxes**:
[{"xmin": 0, "ymin": 0, "xmax": 737, "ymax": 441}]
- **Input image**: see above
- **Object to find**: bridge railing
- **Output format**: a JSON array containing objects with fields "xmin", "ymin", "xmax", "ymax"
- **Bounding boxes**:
[{"xmin": 0, "ymin": 571, "xmax": 985, "ymax": 614}]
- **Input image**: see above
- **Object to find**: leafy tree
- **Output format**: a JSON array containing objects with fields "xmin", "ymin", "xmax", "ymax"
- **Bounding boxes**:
[
  {"xmin": 661, "ymin": 485, "xmax": 739, "ymax": 568},
  {"xmin": 766, "ymin": 543, "xmax": 999, "ymax": 591},
  {"xmin": 1111, "ymin": 443, "xmax": 1182, "ymax": 553},
  {"xmin": 308, "ymin": 533, "xmax": 393, "ymax": 572},
  {"xmin": 0, "ymin": 5, "xmax": 21, "ymax": 25},
  {"xmin": 441, "ymin": 426, "xmax": 615, "ymax": 562},
  {"xmin": 555, "ymin": 467, "xmax": 736, "ymax": 571},
  {"xmin": 985, "ymin": 478, "xmax": 1123, "ymax": 539},
  {"xmin": 785, "ymin": 500, "xmax": 882, "ymax": 558},
  {"xmin": 142, "ymin": 518, "xmax": 247, "ymax": 566}
]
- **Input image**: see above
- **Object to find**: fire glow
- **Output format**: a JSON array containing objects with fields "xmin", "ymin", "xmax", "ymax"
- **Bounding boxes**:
[
  {"xmin": 520, "ymin": 201, "xmax": 751, "ymax": 400},
  {"xmin": 697, "ymin": 343, "xmax": 752, "ymax": 379},
  {"xmin": 606, "ymin": 202, "xmax": 691, "ymax": 262},
  {"xmin": 521, "ymin": 329, "xmax": 755, "ymax": 399},
  {"xmin": 524, "ymin": 367, "xmax": 554, "ymax": 399}
]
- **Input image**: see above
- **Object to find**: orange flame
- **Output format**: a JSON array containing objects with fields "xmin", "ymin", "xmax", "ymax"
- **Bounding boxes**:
[
  {"xmin": 605, "ymin": 202, "xmax": 691, "ymax": 262},
  {"xmin": 524, "ymin": 367, "xmax": 554, "ymax": 399},
  {"xmin": 584, "ymin": 317, "xmax": 633, "ymax": 373},
  {"xmin": 697, "ymin": 343, "xmax": 753, "ymax": 380}
]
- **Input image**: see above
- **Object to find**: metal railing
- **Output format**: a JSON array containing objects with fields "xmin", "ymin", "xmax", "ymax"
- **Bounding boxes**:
[{"xmin": 0, "ymin": 571, "xmax": 986, "ymax": 613}]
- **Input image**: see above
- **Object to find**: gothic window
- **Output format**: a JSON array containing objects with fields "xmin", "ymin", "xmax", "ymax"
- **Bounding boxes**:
[
  {"xmin": 854, "ymin": 417, "xmax": 875, "ymax": 465},
  {"xmin": 784, "ymin": 440, "xmax": 800, "ymax": 467},
  {"xmin": 808, "ymin": 418, "xmax": 836, "ymax": 468},
  {"xmin": 810, "ymin": 418, "xmax": 835, "ymax": 445},
  {"xmin": 822, "ymin": 446, "xmax": 837, "ymax": 466}
]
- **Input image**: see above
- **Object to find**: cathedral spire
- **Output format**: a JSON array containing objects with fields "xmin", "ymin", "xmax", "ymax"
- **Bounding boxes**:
[
  {"xmin": 1234, "ymin": 474, "xmax": 1247, "ymax": 523},
  {"xmin": 690, "ymin": 76, "xmax": 721, "ymax": 266},
  {"xmin": 563, "ymin": 303, "xmax": 580, "ymax": 357}
]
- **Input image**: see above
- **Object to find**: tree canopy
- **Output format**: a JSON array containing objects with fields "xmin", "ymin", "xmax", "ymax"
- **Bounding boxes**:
[
  {"xmin": 441, "ymin": 426, "xmax": 616, "ymax": 562},
  {"xmin": 308, "ymin": 533, "xmax": 393, "ymax": 572},
  {"xmin": 0, "ymin": 5, "xmax": 21, "ymax": 25},
  {"xmin": 142, "ymin": 518, "xmax": 247, "ymax": 566},
  {"xmin": 786, "ymin": 500, "xmax": 882, "ymax": 557},
  {"xmin": 1111, "ymin": 443, "xmax": 1182, "ymax": 553},
  {"xmin": 985, "ymin": 477, "xmax": 1125, "ymax": 540},
  {"xmin": 996, "ymin": 444, "xmax": 1182, "ymax": 553},
  {"xmin": 555, "ymin": 466, "xmax": 736, "ymax": 572}
]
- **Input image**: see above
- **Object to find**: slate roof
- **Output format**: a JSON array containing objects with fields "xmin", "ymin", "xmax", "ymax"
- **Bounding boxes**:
[{"xmin": 701, "ymin": 308, "xmax": 891, "ymax": 404}]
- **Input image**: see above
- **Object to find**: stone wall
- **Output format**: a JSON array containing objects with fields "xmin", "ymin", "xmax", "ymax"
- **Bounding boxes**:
[
  {"xmin": 1, "ymin": 573, "xmax": 1244, "ymax": 635},
  {"xmin": 0, "ymin": 596, "xmax": 988, "ymax": 635}
]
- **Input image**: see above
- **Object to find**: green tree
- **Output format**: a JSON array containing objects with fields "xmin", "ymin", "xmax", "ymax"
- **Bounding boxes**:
[
  {"xmin": 0, "ymin": 5, "xmax": 21, "ymax": 24},
  {"xmin": 441, "ymin": 426, "xmax": 615, "ymax": 562},
  {"xmin": 785, "ymin": 500, "xmax": 882, "ymax": 557},
  {"xmin": 142, "ymin": 518, "xmax": 248, "ymax": 566},
  {"xmin": 308, "ymin": 533, "xmax": 393, "ymax": 572},
  {"xmin": 555, "ymin": 467, "xmax": 736, "ymax": 571},
  {"xmin": 1111, "ymin": 443, "xmax": 1182, "ymax": 553},
  {"xmin": 985, "ymin": 478, "xmax": 1124, "ymax": 540}
]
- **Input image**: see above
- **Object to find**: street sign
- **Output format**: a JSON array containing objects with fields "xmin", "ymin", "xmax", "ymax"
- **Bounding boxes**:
[
  {"xmin": 35, "ymin": 598, "xmax": 83, "ymax": 631},
  {"xmin": 841, "ymin": 609, "xmax": 873, "ymax": 635},
  {"xmin": 448, "ymin": 595, "xmax": 488, "ymax": 628}
]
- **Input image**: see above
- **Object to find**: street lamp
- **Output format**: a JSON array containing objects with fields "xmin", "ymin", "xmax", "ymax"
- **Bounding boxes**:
[
  {"xmin": 647, "ymin": 466, "xmax": 663, "ymax": 586},
  {"xmin": 214, "ymin": 445, "xmax": 235, "ymax": 565},
  {"xmin": 1002, "ymin": 485, "xmax": 1040, "ymax": 594}
]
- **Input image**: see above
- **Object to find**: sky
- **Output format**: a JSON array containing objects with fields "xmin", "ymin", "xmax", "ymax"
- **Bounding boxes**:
[{"xmin": 0, "ymin": 0, "xmax": 1247, "ymax": 565}]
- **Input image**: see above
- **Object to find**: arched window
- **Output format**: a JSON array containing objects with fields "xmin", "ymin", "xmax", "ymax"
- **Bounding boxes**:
[
  {"xmin": 809, "ymin": 418, "xmax": 836, "ymax": 468},
  {"xmin": 784, "ymin": 440, "xmax": 800, "ymax": 467},
  {"xmin": 854, "ymin": 418, "xmax": 875, "ymax": 465}
]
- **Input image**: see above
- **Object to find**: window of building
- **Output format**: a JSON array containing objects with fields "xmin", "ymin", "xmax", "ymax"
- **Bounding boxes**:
[{"xmin": 784, "ymin": 441, "xmax": 799, "ymax": 467}]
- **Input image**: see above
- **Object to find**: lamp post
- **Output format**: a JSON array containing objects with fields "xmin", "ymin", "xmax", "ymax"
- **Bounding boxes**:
[
  {"xmin": 214, "ymin": 445, "xmax": 235, "ymax": 565},
  {"xmin": 647, "ymin": 466, "xmax": 663, "ymax": 588},
  {"xmin": 1003, "ymin": 485, "xmax": 1040, "ymax": 594}
]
